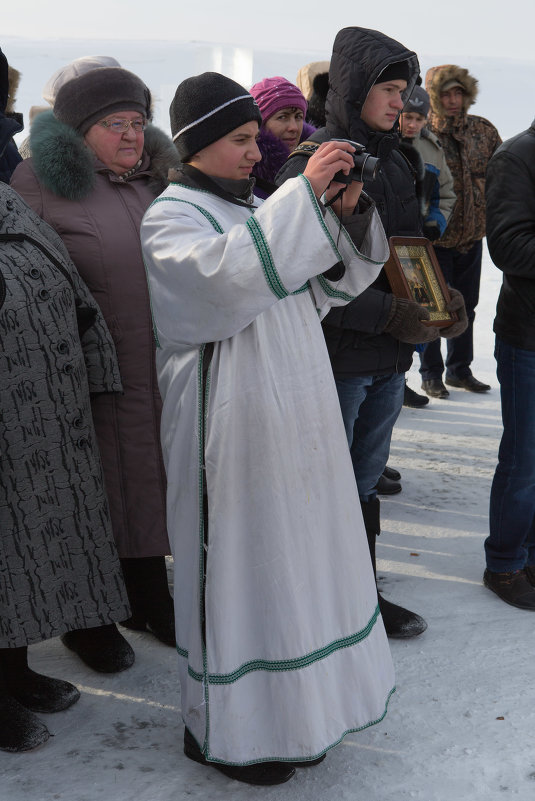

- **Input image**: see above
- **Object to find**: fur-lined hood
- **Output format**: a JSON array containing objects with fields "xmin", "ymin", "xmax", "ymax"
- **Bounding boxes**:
[
  {"xmin": 296, "ymin": 61, "xmax": 330, "ymax": 100},
  {"xmin": 29, "ymin": 109, "xmax": 180, "ymax": 201},
  {"xmin": 425, "ymin": 65, "xmax": 478, "ymax": 117}
]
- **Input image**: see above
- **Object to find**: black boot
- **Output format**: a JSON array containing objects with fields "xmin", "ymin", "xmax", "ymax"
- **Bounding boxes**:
[
  {"xmin": 360, "ymin": 497, "xmax": 427, "ymax": 639},
  {"xmin": 119, "ymin": 557, "xmax": 176, "ymax": 647},
  {"xmin": 0, "ymin": 646, "xmax": 80, "ymax": 713},
  {"xmin": 0, "ymin": 664, "xmax": 50, "ymax": 752},
  {"xmin": 184, "ymin": 727, "xmax": 296, "ymax": 785},
  {"xmin": 61, "ymin": 624, "xmax": 135, "ymax": 673}
]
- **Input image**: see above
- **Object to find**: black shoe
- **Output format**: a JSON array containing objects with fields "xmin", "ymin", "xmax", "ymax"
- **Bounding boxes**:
[
  {"xmin": 378, "ymin": 593, "xmax": 428, "ymax": 638},
  {"xmin": 524, "ymin": 565, "xmax": 535, "ymax": 587},
  {"xmin": 62, "ymin": 624, "xmax": 135, "ymax": 673},
  {"xmin": 382, "ymin": 465, "xmax": 401, "ymax": 481},
  {"xmin": 6, "ymin": 669, "xmax": 80, "ymax": 714},
  {"xmin": 445, "ymin": 375, "xmax": 491, "ymax": 392},
  {"xmin": 376, "ymin": 474, "xmax": 402, "ymax": 495},
  {"xmin": 0, "ymin": 695, "xmax": 50, "ymax": 752},
  {"xmin": 121, "ymin": 609, "xmax": 176, "ymax": 648},
  {"xmin": 403, "ymin": 384, "xmax": 429, "ymax": 408},
  {"xmin": 421, "ymin": 378, "xmax": 449, "ymax": 399},
  {"xmin": 483, "ymin": 568, "xmax": 535, "ymax": 609},
  {"xmin": 184, "ymin": 728, "xmax": 296, "ymax": 785}
]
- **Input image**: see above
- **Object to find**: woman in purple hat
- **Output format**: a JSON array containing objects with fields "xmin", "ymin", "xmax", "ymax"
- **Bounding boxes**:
[{"xmin": 249, "ymin": 76, "xmax": 314, "ymax": 196}]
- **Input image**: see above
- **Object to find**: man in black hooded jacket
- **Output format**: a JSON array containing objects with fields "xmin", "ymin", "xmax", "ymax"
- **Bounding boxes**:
[{"xmin": 277, "ymin": 27, "xmax": 467, "ymax": 638}]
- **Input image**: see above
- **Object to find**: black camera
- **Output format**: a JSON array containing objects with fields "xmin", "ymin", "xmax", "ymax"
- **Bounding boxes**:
[{"xmin": 330, "ymin": 138, "xmax": 380, "ymax": 184}]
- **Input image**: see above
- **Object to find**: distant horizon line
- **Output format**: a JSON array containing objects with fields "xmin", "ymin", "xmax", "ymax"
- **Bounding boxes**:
[{"xmin": 3, "ymin": 34, "xmax": 535, "ymax": 65}]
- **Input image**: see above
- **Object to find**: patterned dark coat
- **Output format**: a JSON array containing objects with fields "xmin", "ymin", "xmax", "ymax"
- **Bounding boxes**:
[
  {"xmin": 0, "ymin": 183, "xmax": 130, "ymax": 648},
  {"xmin": 11, "ymin": 112, "xmax": 181, "ymax": 557},
  {"xmin": 426, "ymin": 65, "xmax": 501, "ymax": 252}
]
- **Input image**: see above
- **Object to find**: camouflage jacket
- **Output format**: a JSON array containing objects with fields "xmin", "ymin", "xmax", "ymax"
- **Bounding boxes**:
[{"xmin": 426, "ymin": 65, "xmax": 501, "ymax": 252}]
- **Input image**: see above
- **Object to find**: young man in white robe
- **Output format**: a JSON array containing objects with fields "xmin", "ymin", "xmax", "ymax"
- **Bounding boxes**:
[{"xmin": 141, "ymin": 72, "xmax": 395, "ymax": 786}]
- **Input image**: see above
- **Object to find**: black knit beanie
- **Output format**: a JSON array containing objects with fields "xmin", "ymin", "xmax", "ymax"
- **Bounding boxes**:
[
  {"xmin": 375, "ymin": 61, "xmax": 411, "ymax": 85},
  {"xmin": 54, "ymin": 67, "xmax": 151, "ymax": 135},
  {"xmin": 170, "ymin": 72, "xmax": 262, "ymax": 161}
]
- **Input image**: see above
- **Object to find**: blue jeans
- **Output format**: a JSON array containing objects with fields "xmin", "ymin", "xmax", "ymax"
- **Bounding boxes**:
[
  {"xmin": 335, "ymin": 372, "xmax": 405, "ymax": 501},
  {"xmin": 486, "ymin": 337, "xmax": 535, "ymax": 571},
  {"xmin": 419, "ymin": 240, "xmax": 483, "ymax": 380}
]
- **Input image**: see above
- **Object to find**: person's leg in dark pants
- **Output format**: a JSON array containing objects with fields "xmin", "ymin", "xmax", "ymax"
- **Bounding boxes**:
[
  {"xmin": 120, "ymin": 556, "xmax": 176, "ymax": 646},
  {"xmin": 444, "ymin": 240, "xmax": 483, "ymax": 380},
  {"xmin": 335, "ymin": 373, "xmax": 427, "ymax": 637},
  {"xmin": 487, "ymin": 338, "xmax": 535, "ymax": 571},
  {"xmin": 485, "ymin": 337, "xmax": 535, "ymax": 608}
]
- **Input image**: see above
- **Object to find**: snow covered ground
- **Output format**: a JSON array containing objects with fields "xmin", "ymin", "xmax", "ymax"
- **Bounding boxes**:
[{"xmin": 3, "ymin": 246, "xmax": 533, "ymax": 801}]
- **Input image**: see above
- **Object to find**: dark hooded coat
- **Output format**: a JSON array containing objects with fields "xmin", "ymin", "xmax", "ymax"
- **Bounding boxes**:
[
  {"xmin": 486, "ymin": 121, "xmax": 535, "ymax": 350},
  {"xmin": 277, "ymin": 27, "xmax": 421, "ymax": 376},
  {"xmin": 0, "ymin": 49, "xmax": 22, "ymax": 184},
  {"xmin": 11, "ymin": 111, "xmax": 181, "ymax": 558}
]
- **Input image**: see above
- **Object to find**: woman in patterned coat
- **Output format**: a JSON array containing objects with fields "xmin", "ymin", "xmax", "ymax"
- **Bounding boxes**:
[{"xmin": 0, "ymin": 182, "xmax": 130, "ymax": 751}]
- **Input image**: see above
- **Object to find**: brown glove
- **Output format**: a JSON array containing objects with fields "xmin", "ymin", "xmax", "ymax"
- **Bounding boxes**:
[
  {"xmin": 384, "ymin": 296, "xmax": 440, "ymax": 344},
  {"xmin": 438, "ymin": 287, "xmax": 469, "ymax": 339}
]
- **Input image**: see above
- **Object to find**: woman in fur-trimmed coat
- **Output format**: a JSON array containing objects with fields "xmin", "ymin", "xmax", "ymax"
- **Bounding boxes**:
[{"xmin": 11, "ymin": 67, "xmax": 181, "ymax": 663}]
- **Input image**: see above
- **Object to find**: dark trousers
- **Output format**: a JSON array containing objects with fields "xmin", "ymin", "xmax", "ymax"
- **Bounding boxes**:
[
  {"xmin": 419, "ymin": 240, "xmax": 483, "ymax": 380},
  {"xmin": 486, "ymin": 337, "xmax": 535, "ymax": 571}
]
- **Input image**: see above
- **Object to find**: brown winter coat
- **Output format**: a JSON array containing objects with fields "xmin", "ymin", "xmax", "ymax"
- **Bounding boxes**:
[
  {"xmin": 426, "ymin": 64, "xmax": 501, "ymax": 252},
  {"xmin": 11, "ymin": 113, "xmax": 181, "ymax": 557}
]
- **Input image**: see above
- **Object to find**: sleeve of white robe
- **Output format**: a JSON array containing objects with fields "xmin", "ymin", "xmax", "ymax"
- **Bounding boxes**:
[
  {"xmin": 141, "ymin": 174, "xmax": 388, "ymax": 346},
  {"xmin": 309, "ymin": 203, "xmax": 389, "ymax": 321}
]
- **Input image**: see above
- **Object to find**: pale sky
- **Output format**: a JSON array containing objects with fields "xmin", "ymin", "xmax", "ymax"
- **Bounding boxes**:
[{"xmin": 3, "ymin": 0, "xmax": 535, "ymax": 63}]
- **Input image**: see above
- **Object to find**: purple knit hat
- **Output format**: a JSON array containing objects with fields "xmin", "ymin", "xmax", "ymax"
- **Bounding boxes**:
[{"xmin": 249, "ymin": 76, "xmax": 307, "ymax": 123}]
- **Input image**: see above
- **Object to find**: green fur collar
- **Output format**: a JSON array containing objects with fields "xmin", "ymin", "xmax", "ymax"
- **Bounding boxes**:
[{"xmin": 29, "ymin": 110, "xmax": 180, "ymax": 201}]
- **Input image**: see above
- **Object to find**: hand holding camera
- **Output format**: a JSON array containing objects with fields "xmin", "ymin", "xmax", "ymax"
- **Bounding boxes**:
[
  {"xmin": 329, "ymin": 139, "xmax": 380, "ymax": 185},
  {"xmin": 303, "ymin": 139, "xmax": 380, "ymax": 218}
]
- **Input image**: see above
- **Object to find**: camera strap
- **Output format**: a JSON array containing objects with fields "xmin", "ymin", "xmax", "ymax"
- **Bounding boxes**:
[{"xmin": 286, "ymin": 141, "xmax": 321, "ymax": 160}]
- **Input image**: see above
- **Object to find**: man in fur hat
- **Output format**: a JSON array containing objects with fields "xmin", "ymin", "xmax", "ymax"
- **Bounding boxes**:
[{"xmin": 419, "ymin": 65, "xmax": 501, "ymax": 398}]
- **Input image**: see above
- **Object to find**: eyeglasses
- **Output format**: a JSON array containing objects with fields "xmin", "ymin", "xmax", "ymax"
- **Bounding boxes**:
[{"xmin": 97, "ymin": 117, "xmax": 147, "ymax": 134}]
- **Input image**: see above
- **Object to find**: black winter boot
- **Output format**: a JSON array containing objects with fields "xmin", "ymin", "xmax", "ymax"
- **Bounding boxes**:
[
  {"xmin": 0, "ymin": 667, "xmax": 50, "ymax": 752},
  {"xmin": 61, "ymin": 624, "xmax": 135, "ymax": 673},
  {"xmin": 119, "ymin": 557, "xmax": 176, "ymax": 647},
  {"xmin": 360, "ymin": 497, "xmax": 427, "ymax": 639},
  {"xmin": 0, "ymin": 646, "xmax": 80, "ymax": 713}
]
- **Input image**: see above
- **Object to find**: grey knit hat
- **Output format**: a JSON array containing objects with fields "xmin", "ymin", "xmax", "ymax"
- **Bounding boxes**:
[
  {"xmin": 54, "ymin": 67, "xmax": 151, "ymax": 135},
  {"xmin": 170, "ymin": 72, "xmax": 262, "ymax": 161},
  {"xmin": 405, "ymin": 85, "xmax": 430, "ymax": 117}
]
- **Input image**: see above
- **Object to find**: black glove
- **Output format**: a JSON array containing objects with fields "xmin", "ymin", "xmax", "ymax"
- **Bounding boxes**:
[
  {"xmin": 438, "ymin": 287, "xmax": 469, "ymax": 339},
  {"xmin": 423, "ymin": 221, "xmax": 441, "ymax": 242},
  {"xmin": 384, "ymin": 296, "xmax": 439, "ymax": 344}
]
